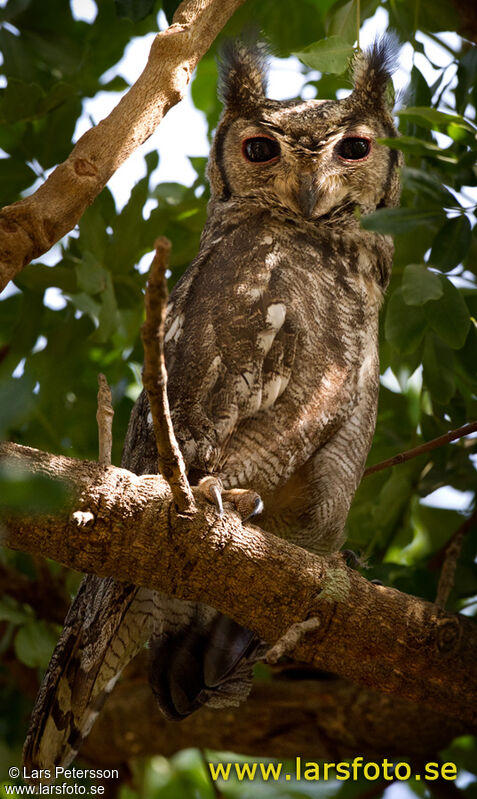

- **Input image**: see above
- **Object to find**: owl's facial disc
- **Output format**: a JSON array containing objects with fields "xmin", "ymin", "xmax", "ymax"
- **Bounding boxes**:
[{"xmin": 215, "ymin": 107, "xmax": 395, "ymax": 220}]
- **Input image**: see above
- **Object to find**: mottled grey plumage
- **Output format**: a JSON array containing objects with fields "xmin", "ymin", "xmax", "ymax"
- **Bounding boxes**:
[{"xmin": 24, "ymin": 36, "xmax": 402, "ymax": 770}]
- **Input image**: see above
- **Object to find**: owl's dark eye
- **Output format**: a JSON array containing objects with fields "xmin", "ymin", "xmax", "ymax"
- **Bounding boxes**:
[
  {"xmin": 242, "ymin": 136, "xmax": 280, "ymax": 163},
  {"xmin": 336, "ymin": 137, "xmax": 371, "ymax": 161}
]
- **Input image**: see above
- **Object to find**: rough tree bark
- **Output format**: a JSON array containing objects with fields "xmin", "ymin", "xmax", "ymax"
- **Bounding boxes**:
[
  {"xmin": 0, "ymin": 0, "xmax": 246, "ymax": 291},
  {"xmin": 1, "ymin": 440, "xmax": 475, "ymax": 729},
  {"xmin": 82, "ymin": 664, "xmax": 468, "ymax": 765}
]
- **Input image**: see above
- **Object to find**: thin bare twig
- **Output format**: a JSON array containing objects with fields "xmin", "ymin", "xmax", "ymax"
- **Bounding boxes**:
[
  {"xmin": 199, "ymin": 750, "xmax": 223, "ymax": 799},
  {"xmin": 363, "ymin": 421, "xmax": 477, "ymax": 477},
  {"xmin": 141, "ymin": 238, "xmax": 195, "ymax": 513},
  {"xmin": 96, "ymin": 373, "xmax": 114, "ymax": 466},
  {"xmin": 430, "ymin": 508, "xmax": 477, "ymax": 570},
  {"xmin": 431, "ymin": 508, "xmax": 477, "ymax": 608},
  {"xmin": 435, "ymin": 529, "xmax": 466, "ymax": 609},
  {"xmin": 266, "ymin": 618, "xmax": 321, "ymax": 664}
]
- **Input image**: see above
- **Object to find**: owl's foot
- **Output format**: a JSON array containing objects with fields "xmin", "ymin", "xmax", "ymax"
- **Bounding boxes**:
[{"xmin": 197, "ymin": 476, "xmax": 263, "ymax": 522}]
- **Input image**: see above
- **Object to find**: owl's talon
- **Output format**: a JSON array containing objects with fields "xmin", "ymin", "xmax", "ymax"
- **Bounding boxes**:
[
  {"xmin": 197, "ymin": 476, "xmax": 224, "ymax": 516},
  {"xmin": 243, "ymin": 496, "xmax": 264, "ymax": 522},
  {"xmin": 197, "ymin": 478, "xmax": 262, "ymax": 522},
  {"xmin": 210, "ymin": 483, "xmax": 224, "ymax": 516}
]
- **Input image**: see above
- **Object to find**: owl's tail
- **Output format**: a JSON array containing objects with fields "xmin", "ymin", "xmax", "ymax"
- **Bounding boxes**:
[
  {"xmin": 23, "ymin": 577, "xmax": 264, "ymax": 773},
  {"xmin": 22, "ymin": 576, "xmax": 156, "ymax": 773},
  {"xmin": 147, "ymin": 595, "xmax": 265, "ymax": 720}
]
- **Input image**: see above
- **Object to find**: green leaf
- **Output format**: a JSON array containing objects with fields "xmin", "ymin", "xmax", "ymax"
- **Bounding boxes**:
[
  {"xmin": 372, "ymin": 469, "xmax": 413, "ymax": 534},
  {"xmin": 0, "ymin": 77, "xmax": 44, "ymax": 123},
  {"xmin": 0, "ymin": 597, "xmax": 31, "ymax": 626},
  {"xmin": 67, "ymin": 291, "xmax": 101, "ymax": 319},
  {"xmin": 385, "ymin": 288, "xmax": 427, "ymax": 353},
  {"xmin": 36, "ymin": 96, "xmax": 83, "ymax": 169},
  {"xmin": 402, "ymin": 265, "xmax": 443, "ymax": 306},
  {"xmin": 422, "ymin": 335, "xmax": 456, "ymax": 404},
  {"xmin": 418, "ymin": 0, "xmax": 463, "ymax": 34},
  {"xmin": 408, "ymin": 66, "xmax": 432, "ymax": 109},
  {"xmin": 0, "ymin": 373, "xmax": 37, "ymax": 439},
  {"xmin": 326, "ymin": 0, "xmax": 358, "ymax": 43},
  {"xmin": 429, "ymin": 216, "xmax": 473, "ymax": 272},
  {"xmin": 145, "ymin": 149, "xmax": 159, "ymax": 174},
  {"xmin": 191, "ymin": 56, "xmax": 220, "ymax": 129},
  {"xmin": 92, "ymin": 272, "xmax": 119, "ymax": 344},
  {"xmin": 423, "ymin": 277, "xmax": 470, "ymax": 349},
  {"xmin": 114, "ymin": 0, "xmax": 156, "ymax": 21},
  {"xmin": 14, "ymin": 263, "xmax": 78, "ymax": 293},
  {"xmin": 378, "ymin": 135, "xmax": 458, "ymax": 162},
  {"xmin": 162, "ymin": 0, "xmax": 181, "ymax": 24},
  {"xmin": 100, "ymin": 75, "xmax": 130, "ymax": 93},
  {"xmin": 361, "ymin": 208, "xmax": 444, "ymax": 235},
  {"xmin": 0, "ymin": 157, "xmax": 37, "ymax": 205},
  {"xmin": 76, "ymin": 253, "xmax": 108, "ymax": 294},
  {"xmin": 0, "ymin": 461, "xmax": 68, "ymax": 513},
  {"xmin": 456, "ymin": 47, "xmax": 477, "ymax": 115},
  {"xmin": 293, "ymin": 35, "xmax": 354, "ymax": 74},
  {"xmin": 397, "ymin": 106, "xmax": 476, "ymax": 134},
  {"xmin": 0, "ymin": 0, "xmax": 32, "ymax": 23},
  {"xmin": 14, "ymin": 620, "xmax": 57, "ymax": 669},
  {"xmin": 154, "ymin": 182, "xmax": 188, "ymax": 205},
  {"xmin": 401, "ymin": 167, "xmax": 458, "ymax": 209}
]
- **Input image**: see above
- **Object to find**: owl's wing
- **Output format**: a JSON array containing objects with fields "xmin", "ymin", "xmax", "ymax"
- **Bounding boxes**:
[
  {"xmin": 23, "ymin": 577, "xmax": 156, "ymax": 771},
  {"xmin": 159, "ymin": 242, "xmax": 299, "ymax": 476}
]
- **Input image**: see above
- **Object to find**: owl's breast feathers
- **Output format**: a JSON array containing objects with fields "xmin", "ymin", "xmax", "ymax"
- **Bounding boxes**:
[{"xmin": 162, "ymin": 209, "xmax": 383, "ymax": 493}]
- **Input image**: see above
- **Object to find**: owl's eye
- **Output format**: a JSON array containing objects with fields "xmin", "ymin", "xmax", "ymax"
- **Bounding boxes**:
[
  {"xmin": 336, "ymin": 137, "xmax": 371, "ymax": 161},
  {"xmin": 242, "ymin": 136, "xmax": 280, "ymax": 163}
]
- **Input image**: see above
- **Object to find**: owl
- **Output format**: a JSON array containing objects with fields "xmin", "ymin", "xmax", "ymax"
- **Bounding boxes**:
[{"xmin": 23, "ymin": 36, "xmax": 402, "ymax": 770}]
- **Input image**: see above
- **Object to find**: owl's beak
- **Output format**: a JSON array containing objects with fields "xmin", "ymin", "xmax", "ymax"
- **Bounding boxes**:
[{"xmin": 296, "ymin": 173, "xmax": 319, "ymax": 218}]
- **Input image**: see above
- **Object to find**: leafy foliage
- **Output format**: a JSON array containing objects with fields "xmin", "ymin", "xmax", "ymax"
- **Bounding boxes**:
[{"xmin": 0, "ymin": 0, "xmax": 476, "ymax": 796}]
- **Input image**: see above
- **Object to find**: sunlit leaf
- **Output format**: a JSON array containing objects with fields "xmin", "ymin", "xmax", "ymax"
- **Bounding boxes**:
[
  {"xmin": 397, "ymin": 106, "xmax": 477, "ymax": 134},
  {"xmin": 293, "ymin": 35, "xmax": 354, "ymax": 73},
  {"xmin": 378, "ymin": 135, "xmax": 458, "ymax": 162},
  {"xmin": 361, "ymin": 208, "xmax": 444, "ymax": 235}
]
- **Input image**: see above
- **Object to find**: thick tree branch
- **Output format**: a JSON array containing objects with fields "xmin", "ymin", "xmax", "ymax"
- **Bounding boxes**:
[
  {"xmin": 1, "ymin": 440, "xmax": 475, "ymax": 726},
  {"xmin": 0, "ymin": 0, "xmax": 246, "ymax": 291},
  {"xmin": 82, "ymin": 667, "xmax": 469, "ymax": 766}
]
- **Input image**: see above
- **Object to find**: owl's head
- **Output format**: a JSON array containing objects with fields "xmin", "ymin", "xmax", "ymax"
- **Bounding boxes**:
[{"xmin": 208, "ymin": 37, "xmax": 402, "ymax": 221}]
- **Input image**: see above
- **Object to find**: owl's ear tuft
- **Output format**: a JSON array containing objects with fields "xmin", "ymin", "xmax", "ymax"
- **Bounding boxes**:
[
  {"xmin": 218, "ymin": 38, "xmax": 269, "ymax": 111},
  {"xmin": 351, "ymin": 34, "xmax": 400, "ymax": 108}
]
